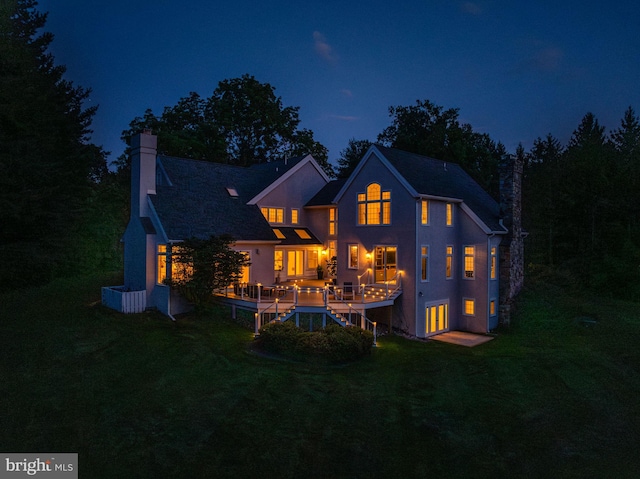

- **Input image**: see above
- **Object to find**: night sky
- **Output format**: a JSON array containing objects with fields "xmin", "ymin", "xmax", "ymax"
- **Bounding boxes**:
[{"xmin": 37, "ymin": 0, "xmax": 640, "ymax": 166}]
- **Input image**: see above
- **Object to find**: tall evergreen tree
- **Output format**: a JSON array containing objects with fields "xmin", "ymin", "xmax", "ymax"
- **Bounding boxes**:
[
  {"xmin": 523, "ymin": 134, "xmax": 564, "ymax": 265},
  {"xmin": 0, "ymin": 0, "xmax": 100, "ymax": 287}
]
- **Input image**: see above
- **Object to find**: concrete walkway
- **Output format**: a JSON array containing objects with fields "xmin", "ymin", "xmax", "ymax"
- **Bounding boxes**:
[{"xmin": 430, "ymin": 331, "xmax": 494, "ymax": 347}]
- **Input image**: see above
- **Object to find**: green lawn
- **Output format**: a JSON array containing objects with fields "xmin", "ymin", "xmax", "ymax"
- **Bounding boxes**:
[{"xmin": 1, "ymin": 273, "xmax": 639, "ymax": 478}]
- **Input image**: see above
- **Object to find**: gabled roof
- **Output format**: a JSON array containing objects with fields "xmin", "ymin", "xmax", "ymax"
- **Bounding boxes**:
[
  {"xmin": 305, "ymin": 178, "xmax": 346, "ymax": 207},
  {"xmin": 247, "ymin": 154, "xmax": 330, "ymax": 205},
  {"xmin": 336, "ymin": 145, "xmax": 506, "ymax": 233},
  {"xmin": 151, "ymin": 156, "xmax": 305, "ymax": 242}
]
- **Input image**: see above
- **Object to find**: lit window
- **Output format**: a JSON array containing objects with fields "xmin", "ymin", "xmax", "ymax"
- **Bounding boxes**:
[
  {"xmin": 421, "ymin": 246, "xmax": 429, "ymax": 281},
  {"xmin": 357, "ymin": 183, "xmax": 391, "ymax": 225},
  {"xmin": 490, "ymin": 300, "xmax": 496, "ymax": 316},
  {"xmin": 291, "ymin": 209, "xmax": 299, "ymax": 225},
  {"xmin": 329, "ymin": 208, "xmax": 337, "ymax": 235},
  {"xmin": 464, "ymin": 246, "xmax": 475, "ymax": 279},
  {"xmin": 328, "ymin": 240, "xmax": 336, "ymax": 261},
  {"xmin": 307, "ymin": 250, "xmax": 318, "ymax": 269},
  {"xmin": 294, "ymin": 229, "xmax": 311, "ymax": 239},
  {"xmin": 446, "ymin": 246, "xmax": 453, "ymax": 279},
  {"xmin": 464, "ymin": 298, "xmax": 475, "ymax": 316},
  {"xmin": 261, "ymin": 207, "xmax": 284, "ymax": 224},
  {"xmin": 490, "ymin": 247, "xmax": 497, "ymax": 279},
  {"xmin": 158, "ymin": 244, "xmax": 192, "ymax": 284},
  {"xmin": 446, "ymin": 203, "xmax": 453, "ymax": 226},
  {"xmin": 157, "ymin": 244, "xmax": 168, "ymax": 284},
  {"xmin": 348, "ymin": 244, "xmax": 359, "ymax": 269},
  {"xmin": 273, "ymin": 229, "xmax": 286, "ymax": 239},
  {"xmin": 421, "ymin": 200, "xmax": 429, "ymax": 225},
  {"xmin": 274, "ymin": 250, "xmax": 283, "ymax": 271}
]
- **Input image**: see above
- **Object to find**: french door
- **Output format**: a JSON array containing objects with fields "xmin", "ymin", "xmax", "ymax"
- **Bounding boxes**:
[
  {"xmin": 287, "ymin": 250, "xmax": 304, "ymax": 277},
  {"xmin": 426, "ymin": 301, "xmax": 449, "ymax": 335},
  {"xmin": 374, "ymin": 246, "xmax": 397, "ymax": 283}
]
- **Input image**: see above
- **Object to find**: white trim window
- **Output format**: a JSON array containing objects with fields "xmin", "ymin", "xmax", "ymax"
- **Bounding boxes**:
[
  {"xmin": 420, "ymin": 245, "xmax": 429, "ymax": 281},
  {"xmin": 463, "ymin": 298, "xmax": 475, "ymax": 316},
  {"xmin": 357, "ymin": 183, "xmax": 391, "ymax": 225},
  {"xmin": 421, "ymin": 199, "xmax": 429, "ymax": 225},
  {"xmin": 291, "ymin": 208, "xmax": 299, "ymax": 225},
  {"xmin": 446, "ymin": 245, "xmax": 453, "ymax": 279},
  {"xmin": 490, "ymin": 246, "xmax": 497, "ymax": 280},
  {"xmin": 348, "ymin": 244, "xmax": 359, "ymax": 269},
  {"xmin": 464, "ymin": 246, "xmax": 475, "ymax": 279},
  {"xmin": 261, "ymin": 207, "xmax": 284, "ymax": 224},
  {"xmin": 446, "ymin": 203, "xmax": 453, "ymax": 226},
  {"xmin": 329, "ymin": 207, "xmax": 337, "ymax": 236}
]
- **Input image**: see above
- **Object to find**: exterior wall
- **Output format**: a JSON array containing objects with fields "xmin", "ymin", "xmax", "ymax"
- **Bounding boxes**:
[
  {"xmin": 336, "ymin": 150, "xmax": 501, "ymax": 337},
  {"xmin": 256, "ymin": 160, "xmax": 328, "ymax": 228},
  {"xmin": 336, "ymin": 151, "xmax": 418, "ymax": 333},
  {"xmin": 232, "ymin": 242, "xmax": 277, "ymax": 285},
  {"xmin": 255, "ymin": 159, "xmax": 329, "ymax": 282},
  {"xmin": 415, "ymin": 199, "xmax": 460, "ymax": 337}
]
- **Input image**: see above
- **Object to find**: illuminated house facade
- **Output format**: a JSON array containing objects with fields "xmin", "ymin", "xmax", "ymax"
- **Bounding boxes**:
[{"xmin": 104, "ymin": 131, "xmax": 523, "ymax": 338}]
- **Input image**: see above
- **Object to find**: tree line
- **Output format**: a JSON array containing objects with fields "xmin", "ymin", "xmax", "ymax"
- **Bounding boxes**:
[
  {"xmin": 522, "ymin": 109, "xmax": 640, "ymax": 298},
  {"xmin": 2, "ymin": 0, "xmax": 639, "ymax": 299}
]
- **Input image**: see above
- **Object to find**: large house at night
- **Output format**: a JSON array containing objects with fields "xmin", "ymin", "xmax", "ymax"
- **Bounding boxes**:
[{"xmin": 103, "ymin": 131, "xmax": 524, "ymax": 339}]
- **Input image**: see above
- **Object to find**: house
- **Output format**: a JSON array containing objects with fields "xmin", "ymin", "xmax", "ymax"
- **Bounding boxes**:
[{"xmin": 103, "ymin": 131, "xmax": 523, "ymax": 339}]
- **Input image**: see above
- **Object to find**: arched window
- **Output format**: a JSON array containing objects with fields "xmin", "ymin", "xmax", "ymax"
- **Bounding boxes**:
[{"xmin": 357, "ymin": 183, "xmax": 391, "ymax": 225}]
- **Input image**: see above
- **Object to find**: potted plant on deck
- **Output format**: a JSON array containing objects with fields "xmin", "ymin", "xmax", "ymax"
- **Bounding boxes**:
[{"xmin": 316, "ymin": 264, "xmax": 324, "ymax": 280}]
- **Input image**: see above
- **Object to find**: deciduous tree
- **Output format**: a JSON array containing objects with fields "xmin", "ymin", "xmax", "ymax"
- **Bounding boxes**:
[{"xmin": 119, "ymin": 75, "xmax": 333, "ymax": 176}]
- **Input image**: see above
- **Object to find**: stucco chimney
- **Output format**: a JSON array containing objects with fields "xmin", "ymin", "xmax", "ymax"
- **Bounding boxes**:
[
  {"xmin": 130, "ymin": 131, "xmax": 157, "ymax": 218},
  {"xmin": 498, "ymin": 153, "xmax": 524, "ymax": 325}
]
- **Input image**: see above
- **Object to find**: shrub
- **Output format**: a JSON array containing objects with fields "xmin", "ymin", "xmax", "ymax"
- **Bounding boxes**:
[{"xmin": 257, "ymin": 322, "xmax": 374, "ymax": 363}]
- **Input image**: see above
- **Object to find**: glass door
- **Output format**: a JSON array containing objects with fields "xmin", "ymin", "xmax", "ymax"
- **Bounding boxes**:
[
  {"xmin": 287, "ymin": 250, "xmax": 304, "ymax": 277},
  {"xmin": 374, "ymin": 246, "xmax": 397, "ymax": 283},
  {"xmin": 426, "ymin": 301, "xmax": 449, "ymax": 335}
]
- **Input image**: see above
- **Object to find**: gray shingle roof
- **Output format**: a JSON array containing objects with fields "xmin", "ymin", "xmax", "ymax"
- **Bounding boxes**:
[
  {"xmin": 374, "ymin": 145, "xmax": 505, "ymax": 233},
  {"xmin": 305, "ymin": 178, "xmax": 346, "ymax": 207},
  {"xmin": 151, "ymin": 156, "xmax": 305, "ymax": 241}
]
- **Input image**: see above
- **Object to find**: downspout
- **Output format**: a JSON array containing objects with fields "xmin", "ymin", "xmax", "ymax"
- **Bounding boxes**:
[
  {"xmin": 487, "ymin": 233, "xmax": 496, "ymax": 333},
  {"xmin": 167, "ymin": 288, "xmax": 177, "ymax": 322}
]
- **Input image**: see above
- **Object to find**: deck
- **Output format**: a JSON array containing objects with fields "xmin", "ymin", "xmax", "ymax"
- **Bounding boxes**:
[{"xmin": 215, "ymin": 279, "xmax": 402, "ymax": 341}]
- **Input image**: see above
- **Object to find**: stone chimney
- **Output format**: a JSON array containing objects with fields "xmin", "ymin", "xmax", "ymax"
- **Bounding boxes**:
[
  {"xmin": 498, "ymin": 153, "xmax": 524, "ymax": 325},
  {"xmin": 130, "ymin": 130, "xmax": 157, "ymax": 218}
]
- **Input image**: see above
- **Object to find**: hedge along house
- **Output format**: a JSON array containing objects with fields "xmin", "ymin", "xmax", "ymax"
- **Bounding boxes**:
[{"xmin": 104, "ymin": 131, "xmax": 524, "ymax": 339}]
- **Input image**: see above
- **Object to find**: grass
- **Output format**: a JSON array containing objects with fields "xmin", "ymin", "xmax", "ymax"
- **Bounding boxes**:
[{"xmin": 1, "ymin": 273, "xmax": 640, "ymax": 478}]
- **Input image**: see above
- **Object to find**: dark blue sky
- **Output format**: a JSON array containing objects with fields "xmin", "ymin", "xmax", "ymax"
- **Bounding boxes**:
[{"xmin": 38, "ymin": 0, "xmax": 640, "ymax": 166}]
